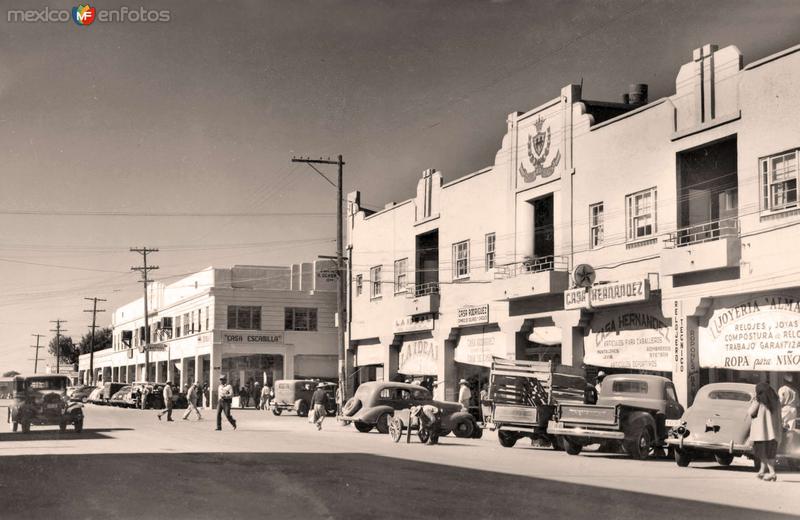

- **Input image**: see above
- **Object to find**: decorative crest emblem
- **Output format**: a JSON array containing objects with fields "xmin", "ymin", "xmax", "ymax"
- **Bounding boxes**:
[{"xmin": 519, "ymin": 116, "xmax": 561, "ymax": 183}]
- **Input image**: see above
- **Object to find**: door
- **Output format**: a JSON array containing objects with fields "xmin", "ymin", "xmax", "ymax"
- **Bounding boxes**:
[{"xmin": 533, "ymin": 195, "xmax": 554, "ymax": 258}]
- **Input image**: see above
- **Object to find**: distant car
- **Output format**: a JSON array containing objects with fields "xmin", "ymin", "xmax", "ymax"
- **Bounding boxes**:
[
  {"xmin": 668, "ymin": 382, "xmax": 800, "ymax": 469},
  {"xmin": 272, "ymin": 380, "xmax": 336, "ymax": 417},
  {"xmin": 68, "ymin": 385, "xmax": 95, "ymax": 403},
  {"xmin": 109, "ymin": 386, "xmax": 135, "ymax": 407},
  {"xmin": 340, "ymin": 381, "xmax": 480, "ymax": 438},
  {"xmin": 87, "ymin": 387, "xmax": 105, "ymax": 405},
  {"xmin": 9, "ymin": 375, "xmax": 84, "ymax": 433}
]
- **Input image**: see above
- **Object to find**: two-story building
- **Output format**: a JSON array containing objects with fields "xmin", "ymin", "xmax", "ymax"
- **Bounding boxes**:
[
  {"xmin": 78, "ymin": 261, "xmax": 338, "ymax": 404},
  {"xmin": 346, "ymin": 41, "xmax": 800, "ymax": 406}
]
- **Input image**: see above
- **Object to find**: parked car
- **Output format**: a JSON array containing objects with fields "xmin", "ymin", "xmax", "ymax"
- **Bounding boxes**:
[
  {"xmin": 340, "ymin": 381, "xmax": 480, "ymax": 437},
  {"xmin": 109, "ymin": 386, "xmax": 135, "ymax": 407},
  {"xmin": 667, "ymin": 382, "xmax": 800, "ymax": 469},
  {"xmin": 272, "ymin": 380, "xmax": 336, "ymax": 417},
  {"xmin": 128, "ymin": 382, "xmax": 187, "ymax": 409},
  {"xmin": 548, "ymin": 374, "xmax": 684, "ymax": 459},
  {"xmin": 67, "ymin": 385, "xmax": 95, "ymax": 403},
  {"xmin": 87, "ymin": 387, "xmax": 105, "ymax": 405},
  {"xmin": 8, "ymin": 375, "xmax": 84, "ymax": 433}
]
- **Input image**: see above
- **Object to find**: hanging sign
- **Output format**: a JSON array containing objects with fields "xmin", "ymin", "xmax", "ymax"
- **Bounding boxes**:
[
  {"xmin": 456, "ymin": 304, "xmax": 490, "ymax": 327},
  {"xmin": 398, "ymin": 339, "xmax": 438, "ymax": 375},
  {"xmin": 584, "ymin": 307, "xmax": 672, "ymax": 371},
  {"xmin": 700, "ymin": 295, "xmax": 800, "ymax": 371}
]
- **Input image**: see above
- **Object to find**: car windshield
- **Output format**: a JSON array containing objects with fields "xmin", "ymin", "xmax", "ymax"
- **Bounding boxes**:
[
  {"xmin": 27, "ymin": 378, "xmax": 67, "ymax": 390},
  {"xmin": 611, "ymin": 380, "xmax": 648, "ymax": 394},
  {"xmin": 708, "ymin": 390, "xmax": 751, "ymax": 402}
]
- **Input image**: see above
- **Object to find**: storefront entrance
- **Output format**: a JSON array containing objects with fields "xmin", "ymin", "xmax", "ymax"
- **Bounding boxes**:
[{"xmin": 221, "ymin": 354, "xmax": 283, "ymax": 391}]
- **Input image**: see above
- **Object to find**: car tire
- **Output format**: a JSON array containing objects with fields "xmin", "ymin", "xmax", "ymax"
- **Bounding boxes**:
[
  {"xmin": 624, "ymin": 424, "xmax": 654, "ymax": 460},
  {"xmin": 549, "ymin": 436, "xmax": 563, "ymax": 451},
  {"xmin": 12, "ymin": 421, "xmax": 18, "ymax": 433},
  {"xmin": 74, "ymin": 419, "xmax": 83, "ymax": 433},
  {"xmin": 296, "ymin": 400, "xmax": 309, "ymax": 418},
  {"xmin": 354, "ymin": 421, "xmax": 374, "ymax": 433},
  {"xmin": 674, "ymin": 447, "xmax": 691, "ymax": 467},
  {"xmin": 453, "ymin": 419, "xmax": 475, "ymax": 438},
  {"xmin": 389, "ymin": 417, "xmax": 403, "ymax": 443},
  {"xmin": 498, "ymin": 431, "xmax": 519, "ymax": 448},
  {"xmin": 714, "ymin": 453, "xmax": 734, "ymax": 466},
  {"xmin": 564, "ymin": 437, "xmax": 583, "ymax": 455},
  {"xmin": 21, "ymin": 421, "xmax": 30, "ymax": 434},
  {"xmin": 342, "ymin": 398, "xmax": 361, "ymax": 416},
  {"xmin": 375, "ymin": 413, "xmax": 390, "ymax": 434},
  {"xmin": 59, "ymin": 422, "xmax": 67, "ymax": 432},
  {"xmin": 439, "ymin": 429, "xmax": 451, "ymax": 437},
  {"xmin": 418, "ymin": 428, "xmax": 430, "ymax": 444},
  {"xmin": 472, "ymin": 426, "xmax": 483, "ymax": 439},
  {"xmin": 272, "ymin": 408, "xmax": 282, "ymax": 416}
]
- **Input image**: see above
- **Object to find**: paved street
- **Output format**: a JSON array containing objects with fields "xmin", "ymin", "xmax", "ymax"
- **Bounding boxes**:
[{"xmin": 0, "ymin": 405, "xmax": 797, "ymax": 519}]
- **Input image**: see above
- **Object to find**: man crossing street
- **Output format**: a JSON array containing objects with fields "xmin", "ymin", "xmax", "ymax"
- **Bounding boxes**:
[
  {"xmin": 157, "ymin": 382, "xmax": 174, "ymax": 422},
  {"xmin": 216, "ymin": 374, "xmax": 237, "ymax": 431},
  {"xmin": 182, "ymin": 380, "xmax": 202, "ymax": 421}
]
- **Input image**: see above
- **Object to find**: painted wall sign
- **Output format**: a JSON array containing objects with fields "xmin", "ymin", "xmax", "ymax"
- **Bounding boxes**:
[
  {"xmin": 584, "ymin": 307, "xmax": 672, "ymax": 371},
  {"xmin": 564, "ymin": 288, "xmax": 589, "ymax": 310},
  {"xmin": 393, "ymin": 314, "xmax": 435, "ymax": 334},
  {"xmin": 314, "ymin": 260, "xmax": 338, "ymax": 292},
  {"xmin": 590, "ymin": 279, "xmax": 650, "ymax": 308},
  {"xmin": 519, "ymin": 116, "xmax": 561, "ymax": 183},
  {"xmin": 454, "ymin": 333, "xmax": 505, "ymax": 367},
  {"xmin": 398, "ymin": 339, "xmax": 438, "ymax": 375},
  {"xmin": 220, "ymin": 331, "xmax": 284, "ymax": 344},
  {"xmin": 456, "ymin": 304, "xmax": 490, "ymax": 327},
  {"xmin": 699, "ymin": 295, "xmax": 800, "ymax": 371}
]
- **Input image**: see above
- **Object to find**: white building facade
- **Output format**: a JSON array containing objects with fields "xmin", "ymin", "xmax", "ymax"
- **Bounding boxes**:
[
  {"xmin": 78, "ymin": 261, "xmax": 338, "ymax": 404},
  {"xmin": 347, "ymin": 42, "xmax": 800, "ymax": 406}
]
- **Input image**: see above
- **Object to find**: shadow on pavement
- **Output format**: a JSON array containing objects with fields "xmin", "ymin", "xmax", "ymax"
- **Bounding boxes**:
[
  {"xmin": 0, "ymin": 428, "xmax": 133, "ymax": 442},
  {"xmin": 0, "ymin": 452, "xmax": 795, "ymax": 520}
]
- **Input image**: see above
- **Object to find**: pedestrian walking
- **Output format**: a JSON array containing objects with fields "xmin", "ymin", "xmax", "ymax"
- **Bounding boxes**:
[
  {"xmin": 458, "ymin": 379, "xmax": 471, "ymax": 411},
  {"xmin": 749, "ymin": 381, "xmax": 782, "ymax": 481},
  {"xmin": 310, "ymin": 383, "xmax": 329, "ymax": 431},
  {"xmin": 253, "ymin": 381, "xmax": 262, "ymax": 410},
  {"xmin": 157, "ymin": 382, "xmax": 174, "ymax": 422},
  {"xmin": 239, "ymin": 385, "xmax": 249, "ymax": 409},
  {"xmin": 216, "ymin": 375, "xmax": 237, "ymax": 431},
  {"xmin": 182, "ymin": 380, "xmax": 202, "ymax": 421},
  {"xmin": 260, "ymin": 383, "xmax": 271, "ymax": 410},
  {"xmin": 202, "ymin": 383, "xmax": 210, "ymax": 408},
  {"xmin": 778, "ymin": 374, "xmax": 798, "ymax": 429},
  {"xmin": 141, "ymin": 384, "xmax": 151, "ymax": 410}
]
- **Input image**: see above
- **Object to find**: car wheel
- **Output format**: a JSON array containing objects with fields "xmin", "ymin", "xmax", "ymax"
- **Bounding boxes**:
[
  {"xmin": 272, "ymin": 408, "xmax": 282, "ymax": 416},
  {"xmin": 563, "ymin": 437, "xmax": 583, "ymax": 455},
  {"xmin": 375, "ymin": 413, "xmax": 390, "ymax": 434},
  {"xmin": 674, "ymin": 447, "xmax": 691, "ymax": 467},
  {"xmin": 296, "ymin": 400, "xmax": 309, "ymax": 418},
  {"xmin": 59, "ymin": 422, "xmax": 67, "ymax": 432},
  {"xmin": 550, "ymin": 436, "xmax": 563, "ymax": 451},
  {"xmin": 714, "ymin": 453, "xmax": 734, "ymax": 466},
  {"xmin": 342, "ymin": 398, "xmax": 361, "ymax": 416},
  {"xmin": 389, "ymin": 417, "xmax": 403, "ymax": 443},
  {"xmin": 354, "ymin": 421, "xmax": 374, "ymax": 433},
  {"xmin": 498, "ymin": 431, "xmax": 519, "ymax": 448},
  {"xmin": 625, "ymin": 425, "xmax": 654, "ymax": 460},
  {"xmin": 74, "ymin": 419, "xmax": 83, "ymax": 433},
  {"xmin": 21, "ymin": 421, "xmax": 30, "ymax": 434},
  {"xmin": 12, "ymin": 421, "xmax": 18, "ymax": 433},
  {"xmin": 472, "ymin": 426, "xmax": 483, "ymax": 439},
  {"xmin": 417, "ymin": 428, "xmax": 430, "ymax": 444},
  {"xmin": 453, "ymin": 419, "xmax": 475, "ymax": 438},
  {"xmin": 439, "ymin": 429, "xmax": 451, "ymax": 437}
]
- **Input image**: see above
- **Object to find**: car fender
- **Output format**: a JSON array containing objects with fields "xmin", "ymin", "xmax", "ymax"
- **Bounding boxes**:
[
  {"xmin": 442, "ymin": 411, "xmax": 474, "ymax": 429},
  {"xmin": 67, "ymin": 403, "xmax": 84, "ymax": 418},
  {"xmin": 623, "ymin": 410, "xmax": 657, "ymax": 439},
  {"xmin": 355, "ymin": 405, "xmax": 395, "ymax": 423}
]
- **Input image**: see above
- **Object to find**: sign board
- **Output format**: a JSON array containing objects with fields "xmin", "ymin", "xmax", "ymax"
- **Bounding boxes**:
[
  {"xmin": 355, "ymin": 344, "xmax": 384, "ymax": 367},
  {"xmin": 220, "ymin": 331, "xmax": 284, "ymax": 344},
  {"xmin": 564, "ymin": 288, "xmax": 589, "ymax": 310},
  {"xmin": 398, "ymin": 339, "xmax": 438, "ymax": 375},
  {"xmin": 699, "ymin": 295, "xmax": 800, "ymax": 371},
  {"xmin": 584, "ymin": 307, "xmax": 672, "ymax": 371},
  {"xmin": 314, "ymin": 259, "xmax": 338, "ymax": 292},
  {"xmin": 393, "ymin": 315, "xmax": 435, "ymax": 335},
  {"xmin": 454, "ymin": 332, "xmax": 505, "ymax": 367},
  {"xmin": 145, "ymin": 343, "xmax": 168, "ymax": 352},
  {"xmin": 590, "ymin": 279, "xmax": 650, "ymax": 308},
  {"xmin": 456, "ymin": 304, "xmax": 490, "ymax": 327}
]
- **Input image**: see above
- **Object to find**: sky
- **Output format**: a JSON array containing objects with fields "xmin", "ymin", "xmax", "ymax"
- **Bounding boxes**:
[{"xmin": 0, "ymin": 0, "xmax": 797, "ymax": 373}]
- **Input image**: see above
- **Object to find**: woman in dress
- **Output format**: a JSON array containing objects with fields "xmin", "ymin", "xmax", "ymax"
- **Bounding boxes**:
[{"xmin": 749, "ymin": 381, "xmax": 782, "ymax": 481}]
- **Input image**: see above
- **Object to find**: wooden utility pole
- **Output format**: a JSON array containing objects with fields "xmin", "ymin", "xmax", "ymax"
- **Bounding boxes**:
[
  {"xmin": 84, "ymin": 297, "xmax": 107, "ymax": 385},
  {"xmin": 291, "ymin": 155, "xmax": 348, "ymax": 405},
  {"xmin": 131, "ymin": 248, "xmax": 158, "ymax": 382},
  {"xmin": 30, "ymin": 333, "xmax": 44, "ymax": 374},
  {"xmin": 49, "ymin": 320, "xmax": 67, "ymax": 374}
]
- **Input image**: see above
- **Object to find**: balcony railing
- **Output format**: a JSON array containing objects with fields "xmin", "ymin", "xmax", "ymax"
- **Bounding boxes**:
[
  {"xmin": 494, "ymin": 255, "xmax": 569, "ymax": 279},
  {"xmin": 664, "ymin": 217, "xmax": 739, "ymax": 248},
  {"xmin": 408, "ymin": 281, "xmax": 440, "ymax": 298}
]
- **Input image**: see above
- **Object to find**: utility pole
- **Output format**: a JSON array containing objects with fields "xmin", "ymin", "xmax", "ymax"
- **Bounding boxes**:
[
  {"xmin": 131, "ymin": 248, "xmax": 158, "ymax": 382},
  {"xmin": 291, "ymin": 154, "xmax": 347, "ymax": 406},
  {"xmin": 49, "ymin": 320, "xmax": 67, "ymax": 374},
  {"xmin": 30, "ymin": 333, "xmax": 44, "ymax": 374},
  {"xmin": 84, "ymin": 297, "xmax": 107, "ymax": 385}
]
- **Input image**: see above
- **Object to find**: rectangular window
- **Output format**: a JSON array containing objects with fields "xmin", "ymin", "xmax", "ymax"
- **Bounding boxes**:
[
  {"xmin": 197, "ymin": 308, "xmax": 201, "ymax": 332},
  {"xmin": 452, "ymin": 240, "xmax": 470, "ymax": 280},
  {"xmin": 590, "ymin": 202, "xmax": 604, "ymax": 248},
  {"xmin": 226, "ymin": 306, "xmax": 261, "ymax": 330},
  {"xmin": 394, "ymin": 258, "xmax": 408, "ymax": 293},
  {"xmin": 284, "ymin": 307, "xmax": 318, "ymax": 331},
  {"xmin": 355, "ymin": 274, "xmax": 363, "ymax": 296},
  {"xmin": 761, "ymin": 149, "xmax": 799, "ymax": 212},
  {"xmin": 370, "ymin": 266, "xmax": 382, "ymax": 299},
  {"xmin": 626, "ymin": 187, "xmax": 656, "ymax": 241},
  {"xmin": 485, "ymin": 233, "xmax": 496, "ymax": 269},
  {"xmin": 205, "ymin": 306, "xmax": 210, "ymax": 330},
  {"xmin": 183, "ymin": 313, "xmax": 190, "ymax": 335},
  {"xmin": 175, "ymin": 316, "xmax": 181, "ymax": 338}
]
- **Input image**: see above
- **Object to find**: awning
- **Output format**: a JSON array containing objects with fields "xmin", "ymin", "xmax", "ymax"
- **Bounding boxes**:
[{"xmin": 528, "ymin": 326, "xmax": 562, "ymax": 346}]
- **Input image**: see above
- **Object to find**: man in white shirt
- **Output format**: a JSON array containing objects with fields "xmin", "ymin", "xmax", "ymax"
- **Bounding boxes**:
[
  {"xmin": 182, "ymin": 381, "xmax": 202, "ymax": 421},
  {"xmin": 458, "ymin": 379, "xmax": 471, "ymax": 411},
  {"xmin": 216, "ymin": 375, "xmax": 237, "ymax": 431},
  {"xmin": 157, "ymin": 382, "xmax": 174, "ymax": 422}
]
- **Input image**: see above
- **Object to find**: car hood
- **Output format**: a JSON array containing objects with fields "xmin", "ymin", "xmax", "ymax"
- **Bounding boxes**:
[{"xmin": 680, "ymin": 402, "xmax": 751, "ymax": 445}]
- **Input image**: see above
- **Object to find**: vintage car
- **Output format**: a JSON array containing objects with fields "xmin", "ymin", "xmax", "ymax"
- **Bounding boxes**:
[
  {"xmin": 109, "ymin": 386, "xmax": 135, "ymax": 407},
  {"xmin": 272, "ymin": 380, "xmax": 337, "ymax": 417},
  {"xmin": 87, "ymin": 387, "xmax": 104, "ymax": 405},
  {"xmin": 67, "ymin": 385, "xmax": 95, "ymax": 403},
  {"xmin": 548, "ymin": 374, "xmax": 684, "ymax": 459},
  {"xmin": 340, "ymin": 381, "xmax": 481, "ymax": 438},
  {"xmin": 8, "ymin": 375, "xmax": 84, "ymax": 433},
  {"xmin": 668, "ymin": 382, "xmax": 800, "ymax": 469}
]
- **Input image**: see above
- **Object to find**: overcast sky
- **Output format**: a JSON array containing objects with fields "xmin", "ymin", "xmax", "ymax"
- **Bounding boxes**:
[{"xmin": 0, "ymin": 0, "xmax": 797, "ymax": 373}]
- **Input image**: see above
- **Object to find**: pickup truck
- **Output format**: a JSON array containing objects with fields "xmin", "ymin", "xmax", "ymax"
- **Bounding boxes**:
[
  {"xmin": 488, "ymin": 358, "xmax": 590, "ymax": 448},
  {"xmin": 547, "ymin": 374, "xmax": 684, "ymax": 459}
]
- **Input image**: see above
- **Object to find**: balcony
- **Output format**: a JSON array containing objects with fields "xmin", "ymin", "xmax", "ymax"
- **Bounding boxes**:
[
  {"xmin": 492, "ymin": 255, "xmax": 570, "ymax": 300},
  {"xmin": 405, "ymin": 282, "xmax": 440, "ymax": 315},
  {"xmin": 661, "ymin": 218, "xmax": 741, "ymax": 275}
]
